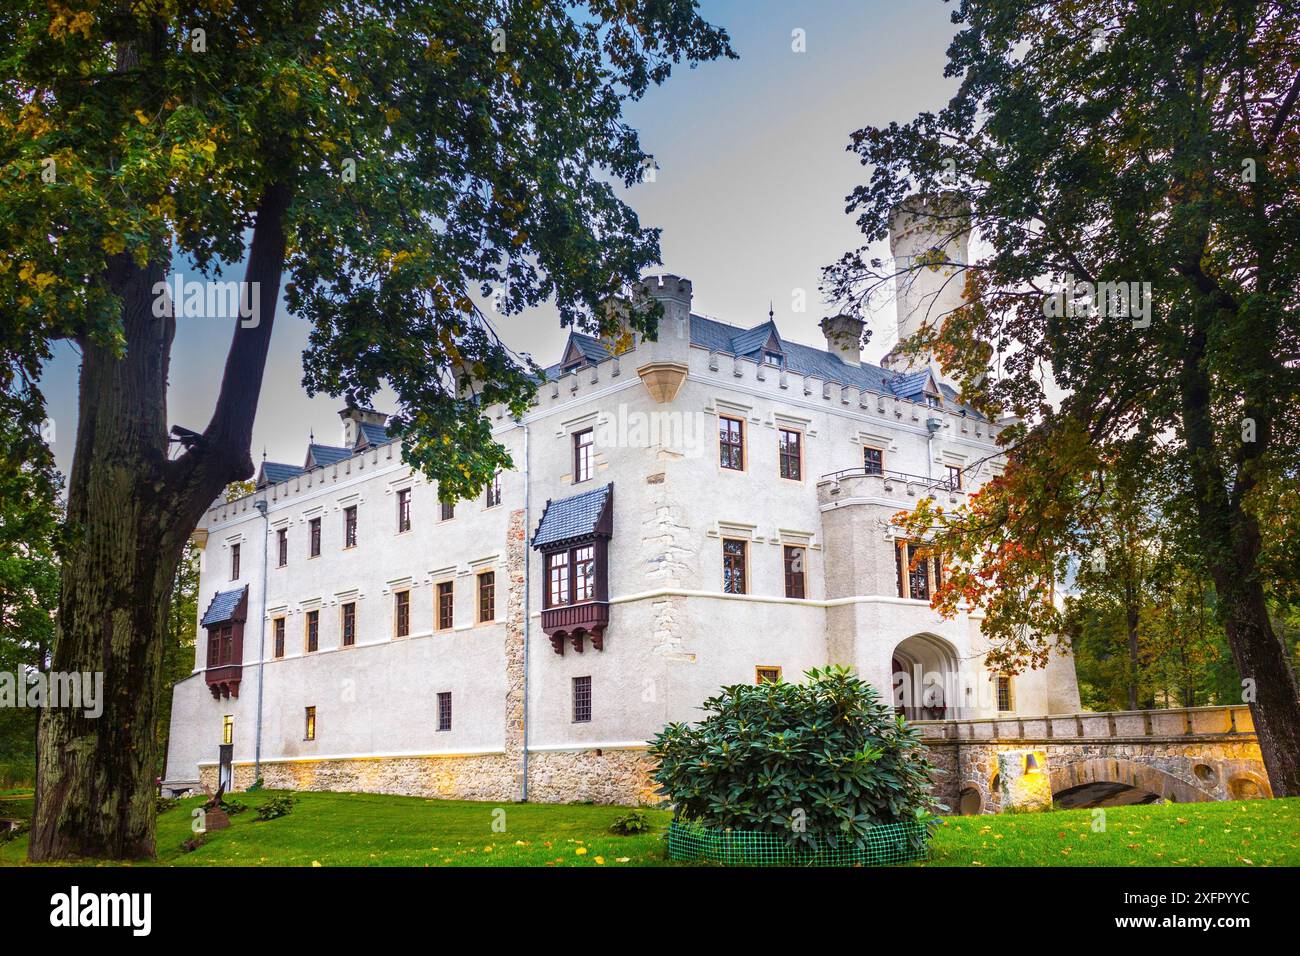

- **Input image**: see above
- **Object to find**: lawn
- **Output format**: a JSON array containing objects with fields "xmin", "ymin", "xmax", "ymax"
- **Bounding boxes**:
[{"xmin": 1, "ymin": 788, "xmax": 1298, "ymax": 867}]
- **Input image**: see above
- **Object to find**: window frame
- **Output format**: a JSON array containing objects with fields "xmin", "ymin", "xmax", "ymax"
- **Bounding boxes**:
[
  {"xmin": 394, "ymin": 589, "xmax": 411, "ymax": 638},
  {"xmin": 436, "ymin": 580, "xmax": 454, "ymax": 631},
  {"xmin": 945, "ymin": 464, "xmax": 963, "ymax": 490},
  {"xmin": 783, "ymin": 545, "xmax": 806, "ymax": 599},
  {"xmin": 440, "ymin": 500, "xmax": 455, "ymax": 522},
  {"xmin": 343, "ymin": 504, "xmax": 358, "ymax": 549},
  {"xmin": 222, "ymin": 714, "xmax": 234, "ymax": 745},
  {"xmin": 485, "ymin": 471, "xmax": 502, "ymax": 509},
  {"xmin": 996, "ymin": 675, "xmax": 1014, "ymax": 713},
  {"xmin": 273, "ymin": 616, "xmax": 285, "ymax": 659},
  {"xmin": 304, "ymin": 706, "xmax": 316, "ymax": 741},
  {"xmin": 276, "ymin": 527, "xmax": 288, "ymax": 567},
  {"xmin": 778, "ymin": 427, "xmax": 802, "ymax": 481},
  {"xmin": 755, "ymin": 666, "xmax": 782, "ymax": 685},
  {"xmin": 572, "ymin": 675, "xmax": 592, "ymax": 723},
  {"xmin": 437, "ymin": 691, "xmax": 452, "ymax": 732},
  {"xmin": 308, "ymin": 516, "xmax": 321, "ymax": 558},
  {"xmin": 396, "ymin": 487, "xmax": 412, "ymax": 533},
  {"xmin": 305, "ymin": 609, "xmax": 319, "ymax": 653},
  {"xmin": 341, "ymin": 601, "xmax": 356, "ymax": 647},
  {"xmin": 477, "ymin": 570, "xmax": 495, "ymax": 624},
  {"xmin": 718, "ymin": 416, "xmax": 745, "ymax": 471},
  {"xmin": 230, "ymin": 542, "xmax": 240, "ymax": 580},
  {"xmin": 722, "ymin": 538, "xmax": 748, "ymax": 595},
  {"xmin": 572, "ymin": 428, "xmax": 594, "ymax": 483},
  {"xmin": 863, "ymin": 446, "xmax": 885, "ymax": 475}
]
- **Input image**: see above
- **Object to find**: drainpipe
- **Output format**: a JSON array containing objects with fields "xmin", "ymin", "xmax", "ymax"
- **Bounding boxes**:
[
  {"xmin": 520, "ymin": 417, "xmax": 531, "ymax": 801},
  {"xmin": 253, "ymin": 497, "xmax": 270, "ymax": 785}
]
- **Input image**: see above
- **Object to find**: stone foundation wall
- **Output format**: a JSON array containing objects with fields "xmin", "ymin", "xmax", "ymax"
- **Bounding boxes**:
[{"xmin": 199, "ymin": 745, "xmax": 659, "ymax": 806}]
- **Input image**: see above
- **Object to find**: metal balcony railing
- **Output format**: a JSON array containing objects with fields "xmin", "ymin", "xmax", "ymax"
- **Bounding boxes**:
[{"xmin": 820, "ymin": 467, "xmax": 961, "ymax": 495}]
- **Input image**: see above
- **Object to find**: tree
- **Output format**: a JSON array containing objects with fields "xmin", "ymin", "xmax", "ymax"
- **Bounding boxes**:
[
  {"xmin": 2, "ymin": 1, "xmax": 734, "ymax": 860},
  {"xmin": 155, "ymin": 541, "xmax": 198, "ymax": 779},
  {"xmin": 826, "ymin": 1, "xmax": 1300, "ymax": 795}
]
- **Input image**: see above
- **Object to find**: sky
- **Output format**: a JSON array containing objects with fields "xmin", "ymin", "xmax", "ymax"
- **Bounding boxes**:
[{"xmin": 38, "ymin": 0, "xmax": 963, "ymax": 475}]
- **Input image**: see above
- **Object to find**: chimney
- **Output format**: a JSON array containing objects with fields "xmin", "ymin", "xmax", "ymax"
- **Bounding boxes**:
[
  {"xmin": 338, "ymin": 405, "xmax": 388, "ymax": 448},
  {"xmin": 887, "ymin": 193, "xmax": 971, "ymax": 377},
  {"xmin": 820, "ymin": 314, "xmax": 866, "ymax": 367}
]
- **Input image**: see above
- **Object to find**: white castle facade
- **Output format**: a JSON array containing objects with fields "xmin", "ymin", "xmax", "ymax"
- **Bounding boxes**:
[{"xmin": 165, "ymin": 204, "xmax": 1080, "ymax": 803}]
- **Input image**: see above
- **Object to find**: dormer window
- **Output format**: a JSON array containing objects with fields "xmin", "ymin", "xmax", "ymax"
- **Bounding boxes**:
[
  {"xmin": 925, "ymin": 393, "xmax": 942, "ymax": 408},
  {"xmin": 763, "ymin": 351, "xmax": 783, "ymax": 367},
  {"xmin": 532, "ymin": 483, "xmax": 613, "ymax": 654}
]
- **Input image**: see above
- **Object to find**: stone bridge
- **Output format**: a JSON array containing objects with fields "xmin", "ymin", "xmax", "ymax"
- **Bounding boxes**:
[{"xmin": 915, "ymin": 705, "xmax": 1271, "ymax": 813}]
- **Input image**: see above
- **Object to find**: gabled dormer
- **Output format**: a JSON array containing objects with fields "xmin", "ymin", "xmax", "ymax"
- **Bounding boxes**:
[
  {"xmin": 304, "ymin": 443, "xmax": 351, "ymax": 471},
  {"xmin": 889, "ymin": 368, "xmax": 945, "ymax": 408},
  {"xmin": 558, "ymin": 332, "xmax": 612, "ymax": 374},
  {"xmin": 730, "ymin": 321, "xmax": 784, "ymax": 368}
]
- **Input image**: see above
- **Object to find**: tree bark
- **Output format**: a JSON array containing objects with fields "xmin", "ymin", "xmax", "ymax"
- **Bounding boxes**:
[{"xmin": 28, "ymin": 182, "xmax": 291, "ymax": 860}]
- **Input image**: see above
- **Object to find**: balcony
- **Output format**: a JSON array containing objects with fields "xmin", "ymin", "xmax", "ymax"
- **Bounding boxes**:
[
  {"xmin": 817, "ymin": 467, "xmax": 966, "ymax": 506},
  {"xmin": 540, "ymin": 601, "xmax": 610, "ymax": 654}
]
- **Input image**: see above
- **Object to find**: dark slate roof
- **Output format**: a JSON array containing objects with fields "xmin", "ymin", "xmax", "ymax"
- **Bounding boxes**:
[
  {"xmin": 888, "ymin": 369, "xmax": 933, "ymax": 400},
  {"xmin": 356, "ymin": 421, "xmax": 391, "ymax": 447},
  {"xmin": 730, "ymin": 321, "xmax": 779, "ymax": 357},
  {"xmin": 306, "ymin": 444, "xmax": 351, "ymax": 468},
  {"xmin": 571, "ymin": 332, "xmax": 611, "ymax": 363},
  {"xmin": 260, "ymin": 461, "xmax": 304, "ymax": 486},
  {"xmin": 200, "ymin": 586, "xmax": 247, "ymax": 628},
  {"xmin": 532, "ymin": 483, "xmax": 613, "ymax": 549},
  {"xmin": 688, "ymin": 313, "xmax": 983, "ymax": 418}
]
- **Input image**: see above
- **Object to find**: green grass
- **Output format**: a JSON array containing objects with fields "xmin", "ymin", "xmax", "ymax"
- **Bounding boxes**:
[{"xmin": 1, "ymin": 788, "xmax": 1297, "ymax": 867}]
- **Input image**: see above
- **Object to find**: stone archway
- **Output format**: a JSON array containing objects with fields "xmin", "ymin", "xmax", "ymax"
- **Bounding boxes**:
[
  {"xmin": 892, "ymin": 633, "xmax": 959, "ymax": 721},
  {"xmin": 1049, "ymin": 756, "xmax": 1216, "ymax": 805}
]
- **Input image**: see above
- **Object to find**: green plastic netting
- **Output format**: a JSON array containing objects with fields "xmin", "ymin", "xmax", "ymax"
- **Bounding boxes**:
[{"xmin": 666, "ymin": 819, "xmax": 929, "ymax": 867}]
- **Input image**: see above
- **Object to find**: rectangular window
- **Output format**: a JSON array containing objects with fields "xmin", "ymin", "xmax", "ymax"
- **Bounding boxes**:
[
  {"xmin": 395, "ymin": 590, "xmax": 410, "ymax": 638},
  {"xmin": 946, "ymin": 464, "xmax": 963, "ymax": 490},
  {"xmin": 756, "ymin": 666, "xmax": 782, "ymax": 685},
  {"xmin": 344, "ymin": 505, "xmax": 357, "ymax": 548},
  {"xmin": 230, "ymin": 543, "xmax": 241, "ymax": 580},
  {"xmin": 722, "ymin": 538, "xmax": 747, "ymax": 595},
  {"xmin": 478, "ymin": 571, "xmax": 495, "ymax": 623},
  {"xmin": 778, "ymin": 428, "xmax": 802, "ymax": 481},
  {"xmin": 397, "ymin": 488, "xmax": 411, "ymax": 533},
  {"xmin": 896, "ymin": 540, "xmax": 907, "ymax": 598},
  {"xmin": 719, "ymin": 416, "xmax": 744, "ymax": 471},
  {"xmin": 222, "ymin": 715, "xmax": 234, "ymax": 745},
  {"xmin": 221, "ymin": 624, "xmax": 233, "ymax": 664},
  {"xmin": 997, "ymin": 676, "xmax": 1013, "ymax": 712},
  {"xmin": 547, "ymin": 551, "xmax": 570, "ymax": 607},
  {"xmin": 304, "ymin": 706, "xmax": 316, "ymax": 740},
  {"xmin": 907, "ymin": 543, "xmax": 930, "ymax": 601},
  {"xmin": 440, "ymin": 500, "xmax": 455, "ymax": 521},
  {"xmin": 572, "ymin": 546, "xmax": 595, "ymax": 602},
  {"xmin": 305, "ymin": 609, "xmax": 319, "ymax": 652},
  {"xmin": 573, "ymin": 428, "xmax": 594, "ymax": 483},
  {"xmin": 273, "ymin": 617, "xmax": 285, "ymax": 659},
  {"xmin": 783, "ymin": 546, "xmax": 806, "ymax": 599},
  {"xmin": 572, "ymin": 675, "xmax": 592, "ymax": 723},
  {"xmin": 437, "ymin": 691, "xmax": 452, "ymax": 732},
  {"xmin": 309, "ymin": 517, "xmax": 321, "ymax": 557},
  {"xmin": 341, "ymin": 602, "xmax": 356, "ymax": 647},
  {"xmin": 277, "ymin": 527, "xmax": 288, "ymax": 567},
  {"xmin": 485, "ymin": 471, "xmax": 502, "ymax": 508},
  {"xmin": 437, "ymin": 581, "xmax": 454, "ymax": 631},
  {"xmin": 864, "ymin": 446, "xmax": 884, "ymax": 475}
]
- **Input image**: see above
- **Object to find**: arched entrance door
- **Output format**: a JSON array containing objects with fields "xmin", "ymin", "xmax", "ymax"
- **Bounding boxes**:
[{"xmin": 891, "ymin": 634, "xmax": 959, "ymax": 720}]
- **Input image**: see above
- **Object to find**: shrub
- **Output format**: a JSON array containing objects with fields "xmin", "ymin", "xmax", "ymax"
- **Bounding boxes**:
[
  {"xmin": 155, "ymin": 795, "xmax": 179, "ymax": 814},
  {"xmin": 609, "ymin": 808, "xmax": 652, "ymax": 835},
  {"xmin": 255, "ymin": 793, "xmax": 296, "ymax": 821},
  {"xmin": 650, "ymin": 666, "xmax": 941, "ymax": 850},
  {"xmin": 221, "ymin": 798, "xmax": 248, "ymax": 815}
]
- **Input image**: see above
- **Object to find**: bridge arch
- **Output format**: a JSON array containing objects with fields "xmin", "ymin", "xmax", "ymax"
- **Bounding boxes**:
[{"xmin": 1049, "ymin": 757, "xmax": 1215, "ymax": 806}]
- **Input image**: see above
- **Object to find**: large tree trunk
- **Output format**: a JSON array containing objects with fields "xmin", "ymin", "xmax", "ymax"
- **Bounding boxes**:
[
  {"xmin": 28, "ymin": 182, "xmax": 291, "ymax": 860},
  {"xmin": 1211, "ymin": 523, "xmax": 1300, "ymax": 799},
  {"xmin": 28, "ymin": 257, "xmax": 180, "ymax": 859}
]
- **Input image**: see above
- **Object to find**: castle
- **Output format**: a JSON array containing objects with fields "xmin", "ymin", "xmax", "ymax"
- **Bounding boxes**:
[{"xmin": 164, "ymin": 203, "xmax": 1081, "ymax": 804}]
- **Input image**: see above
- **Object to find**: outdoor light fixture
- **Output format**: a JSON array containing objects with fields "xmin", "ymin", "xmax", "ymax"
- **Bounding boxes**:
[{"xmin": 1025, "ymin": 752, "xmax": 1041, "ymax": 773}]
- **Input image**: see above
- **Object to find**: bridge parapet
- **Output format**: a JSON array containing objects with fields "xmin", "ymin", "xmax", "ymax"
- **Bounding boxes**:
[{"xmin": 914, "ymin": 704, "xmax": 1254, "ymax": 742}]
